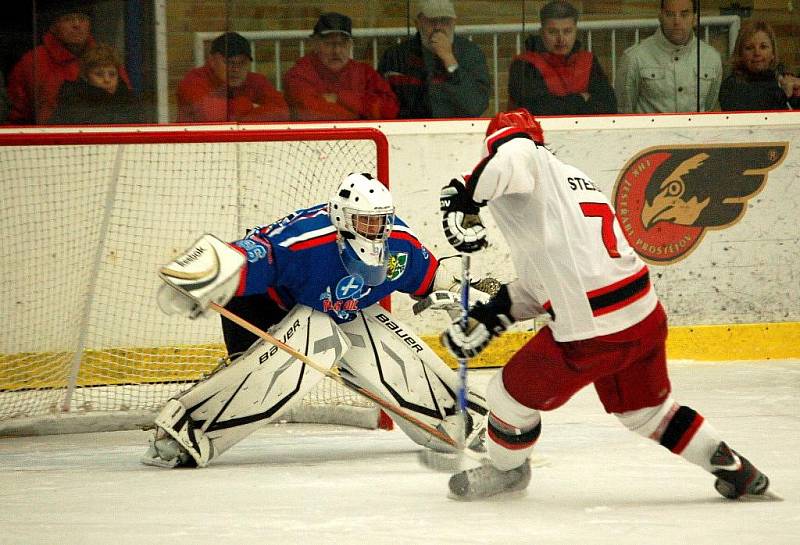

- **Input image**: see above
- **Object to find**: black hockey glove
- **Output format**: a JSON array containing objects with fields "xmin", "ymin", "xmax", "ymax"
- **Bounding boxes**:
[
  {"xmin": 441, "ymin": 284, "xmax": 514, "ymax": 359},
  {"xmin": 440, "ymin": 179, "xmax": 487, "ymax": 253}
]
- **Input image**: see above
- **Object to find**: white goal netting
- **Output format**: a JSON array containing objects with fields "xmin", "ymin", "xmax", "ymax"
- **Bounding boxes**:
[{"xmin": 0, "ymin": 126, "xmax": 390, "ymax": 435}]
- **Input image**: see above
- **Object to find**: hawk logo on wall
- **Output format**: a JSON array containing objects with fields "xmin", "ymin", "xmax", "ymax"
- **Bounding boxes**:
[{"xmin": 612, "ymin": 143, "xmax": 788, "ymax": 264}]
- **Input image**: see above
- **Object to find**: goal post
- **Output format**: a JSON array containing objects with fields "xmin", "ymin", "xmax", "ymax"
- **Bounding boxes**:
[{"xmin": 0, "ymin": 126, "xmax": 390, "ymax": 435}]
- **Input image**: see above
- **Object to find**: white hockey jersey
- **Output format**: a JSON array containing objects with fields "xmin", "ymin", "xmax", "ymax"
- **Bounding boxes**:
[{"xmin": 469, "ymin": 128, "xmax": 658, "ymax": 342}]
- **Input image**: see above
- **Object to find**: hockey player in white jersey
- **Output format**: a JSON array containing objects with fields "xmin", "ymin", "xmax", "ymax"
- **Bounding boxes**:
[
  {"xmin": 439, "ymin": 109, "xmax": 772, "ymax": 500},
  {"xmin": 141, "ymin": 173, "xmax": 488, "ymax": 468}
]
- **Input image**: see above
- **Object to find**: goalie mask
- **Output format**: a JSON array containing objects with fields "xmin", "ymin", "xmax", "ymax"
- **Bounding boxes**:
[{"xmin": 329, "ymin": 173, "xmax": 395, "ymax": 286}]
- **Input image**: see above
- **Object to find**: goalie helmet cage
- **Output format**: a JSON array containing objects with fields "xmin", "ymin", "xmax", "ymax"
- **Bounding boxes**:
[{"xmin": 0, "ymin": 126, "xmax": 391, "ymax": 436}]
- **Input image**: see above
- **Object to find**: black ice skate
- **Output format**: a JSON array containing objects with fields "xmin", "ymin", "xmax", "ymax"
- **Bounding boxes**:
[
  {"xmin": 448, "ymin": 460, "xmax": 531, "ymax": 500},
  {"xmin": 711, "ymin": 441, "xmax": 776, "ymax": 500}
]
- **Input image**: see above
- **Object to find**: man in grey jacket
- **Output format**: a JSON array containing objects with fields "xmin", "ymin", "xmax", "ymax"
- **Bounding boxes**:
[
  {"xmin": 616, "ymin": 0, "xmax": 722, "ymax": 113},
  {"xmin": 379, "ymin": 0, "xmax": 489, "ymax": 118}
]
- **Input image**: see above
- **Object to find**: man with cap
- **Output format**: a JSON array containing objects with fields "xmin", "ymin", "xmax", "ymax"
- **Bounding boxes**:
[
  {"xmin": 379, "ymin": 0, "xmax": 489, "ymax": 118},
  {"xmin": 177, "ymin": 32, "xmax": 289, "ymax": 122},
  {"xmin": 6, "ymin": 3, "xmax": 131, "ymax": 124},
  {"xmin": 285, "ymin": 12, "xmax": 399, "ymax": 121}
]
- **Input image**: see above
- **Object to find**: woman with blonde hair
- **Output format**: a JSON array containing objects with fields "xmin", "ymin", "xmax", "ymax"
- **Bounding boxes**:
[{"xmin": 719, "ymin": 20, "xmax": 800, "ymax": 111}]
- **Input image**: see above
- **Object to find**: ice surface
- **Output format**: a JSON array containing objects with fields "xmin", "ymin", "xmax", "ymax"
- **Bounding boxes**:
[{"xmin": 1, "ymin": 360, "xmax": 798, "ymax": 545}]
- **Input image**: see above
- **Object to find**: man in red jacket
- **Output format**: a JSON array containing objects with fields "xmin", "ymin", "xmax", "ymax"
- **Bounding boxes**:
[
  {"xmin": 285, "ymin": 13, "xmax": 399, "ymax": 121},
  {"xmin": 7, "ymin": 6, "xmax": 130, "ymax": 124},
  {"xmin": 177, "ymin": 32, "xmax": 289, "ymax": 123},
  {"xmin": 508, "ymin": 0, "xmax": 616, "ymax": 115}
]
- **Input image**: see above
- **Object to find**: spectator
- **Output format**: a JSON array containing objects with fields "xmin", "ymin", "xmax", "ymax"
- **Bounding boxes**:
[
  {"xmin": 0, "ymin": 72, "xmax": 9, "ymax": 123},
  {"xmin": 6, "ymin": 4, "xmax": 131, "ymax": 124},
  {"xmin": 508, "ymin": 0, "xmax": 616, "ymax": 115},
  {"xmin": 49, "ymin": 43, "xmax": 143, "ymax": 124},
  {"xmin": 719, "ymin": 20, "xmax": 800, "ymax": 111},
  {"xmin": 616, "ymin": 0, "xmax": 722, "ymax": 113},
  {"xmin": 177, "ymin": 32, "xmax": 289, "ymax": 123},
  {"xmin": 284, "ymin": 13, "xmax": 398, "ymax": 121},
  {"xmin": 379, "ymin": 0, "xmax": 489, "ymax": 118}
]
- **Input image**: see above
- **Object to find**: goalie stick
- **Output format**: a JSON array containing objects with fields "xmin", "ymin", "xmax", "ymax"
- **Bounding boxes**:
[{"xmin": 209, "ymin": 302, "xmax": 460, "ymax": 450}]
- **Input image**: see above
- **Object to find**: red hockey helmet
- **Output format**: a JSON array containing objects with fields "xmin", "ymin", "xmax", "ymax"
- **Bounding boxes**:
[{"xmin": 486, "ymin": 108, "xmax": 544, "ymax": 143}]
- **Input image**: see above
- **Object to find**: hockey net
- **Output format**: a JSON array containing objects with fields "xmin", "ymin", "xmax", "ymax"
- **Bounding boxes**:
[{"xmin": 0, "ymin": 126, "xmax": 390, "ymax": 435}]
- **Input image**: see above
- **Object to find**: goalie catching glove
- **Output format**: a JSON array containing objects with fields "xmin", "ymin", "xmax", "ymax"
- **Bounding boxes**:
[
  {"xmin": 440, "ymin": 178, "xmax": 487, "ymax": 253},
  {"xmin": 156, "ymin": 234, "xmax": 245, "ymax": 319},
  {"xmin": 441, "ymin": 284, "xmax": 514, "ymax": 359}
]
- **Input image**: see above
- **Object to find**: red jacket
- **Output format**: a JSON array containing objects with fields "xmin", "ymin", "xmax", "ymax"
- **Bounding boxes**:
[
  {"xmin": 7, "ymin": 32, "xmax": 130, "ymax": 124},
  {"xmin": 177, "ymin": 65, "xmax": 289, "ymax": 122},
  {"xmin": 285, "ymin": 53, "xmax": 398, "ymax": 121},
  {"xmin": 515, "ymin": 50, "xmax": 594, "ymax": 96}
]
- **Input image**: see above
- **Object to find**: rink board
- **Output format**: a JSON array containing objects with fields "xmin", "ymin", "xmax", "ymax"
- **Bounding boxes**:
[
  {"xmin": 2, "ymin": 114, "xmax": 799, "ymax": 390},
  {"xmin": 2, "ymin": 319, "xmax": 797, "ymax": 391}
]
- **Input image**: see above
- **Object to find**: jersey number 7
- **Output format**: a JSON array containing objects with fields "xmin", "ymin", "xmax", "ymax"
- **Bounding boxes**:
[{"xmin": 579, "ymin": 202, "xmax": 621, "ymax": 258}]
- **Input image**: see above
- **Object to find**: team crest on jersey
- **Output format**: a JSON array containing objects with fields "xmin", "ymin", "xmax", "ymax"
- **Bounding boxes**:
[
  {"xmin": 386, "ymin": 252, "xmax": 408, "ymax": 281},
  {"xmin": 319, "ymin": 275, "xmax": 365, "ymax": 319},
  {"xmin": 612, "ymin": 143, "xmax": 787, "ymax": 264}
]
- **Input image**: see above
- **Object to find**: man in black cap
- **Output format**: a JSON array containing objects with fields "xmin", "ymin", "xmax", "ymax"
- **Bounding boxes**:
[
  {"xmin": 177, "ymin": 31, "xmax": 289, "ymax": 122},
  {"xmin": 6, "ymin": 3, "xmax": 130, "ymax": 124},
  {"xmin": 284, "ymin": 12, "xmax": 398, "ymax": 120}
]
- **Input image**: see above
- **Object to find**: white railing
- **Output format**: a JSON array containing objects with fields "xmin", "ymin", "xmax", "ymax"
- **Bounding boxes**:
[{"xmin": 190, "ymin": 16, "xmax": 740, "ymax": 116}]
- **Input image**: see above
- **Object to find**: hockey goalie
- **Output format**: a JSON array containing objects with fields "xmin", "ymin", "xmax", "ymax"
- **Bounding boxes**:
[{"xmin": 141, "ymin": 173, "xmax": 489, "ymax": 468}]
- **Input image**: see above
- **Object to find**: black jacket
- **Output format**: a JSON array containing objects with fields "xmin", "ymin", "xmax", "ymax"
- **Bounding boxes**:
[
  {"xmin": 49, "ymin": 79, "xmax": 143, "ymax": 124},
  {"xmin": 719, "ymin": 69, "xmax": 799, "ymax": 111},
  {"xmin": 509, "ymin": 35, "xmax": 616, "ymax": 115},
  {"xmin": 379, "ymin": 33, "xmax": 489, "ymax": 119}
]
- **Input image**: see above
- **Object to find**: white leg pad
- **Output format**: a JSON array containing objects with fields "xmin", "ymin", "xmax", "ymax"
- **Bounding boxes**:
[
  {"xmin": 339, "ymin": 305, "xmax": 489, "ymax": 452},
  {"xmin": 485, "ymin": 371, "xmax": 542, "ymax": 471},
  {"xmin": 148, "ymin": 305, "xmax": 349, "ymax": 467}
]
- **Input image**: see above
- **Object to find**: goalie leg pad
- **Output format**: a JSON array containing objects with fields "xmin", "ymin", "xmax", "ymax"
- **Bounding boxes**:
[
  {"xmin": 143, "ymin": 305, "xmax": 349, "ymax": 467},
  {"xmin": 339, "ymin": 305, "xmax": 488, "ymax": 453}
]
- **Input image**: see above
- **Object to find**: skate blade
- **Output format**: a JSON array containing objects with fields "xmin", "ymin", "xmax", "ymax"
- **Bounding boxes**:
[
  {"xmin": 736, "ymin": 489, "xmax": 784, "ymax": 502},
  {"xmin": 447, "ymin": 488, "xmax": 528, "ymax": 502},
  {"xmin": 140, "ymin": 454, "xmax": 180, "ymax": 468}
]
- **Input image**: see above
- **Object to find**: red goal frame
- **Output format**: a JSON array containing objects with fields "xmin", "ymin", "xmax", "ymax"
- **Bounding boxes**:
[{"xmin": 0, "ymin": 127, "xmax": 389, "ymax": 185}]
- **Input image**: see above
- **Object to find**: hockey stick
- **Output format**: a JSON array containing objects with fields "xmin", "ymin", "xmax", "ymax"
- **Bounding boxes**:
[
  {"xmin": 455, "ymin": 254, "xmax": 471, "ymax": 449},
  {"xmin": 417, "ymin": 255, "xmax": 476, "ymax": 471},
  {"xmin": 209, "ymin": 302, "xmax": 459, "ymax": 449}
]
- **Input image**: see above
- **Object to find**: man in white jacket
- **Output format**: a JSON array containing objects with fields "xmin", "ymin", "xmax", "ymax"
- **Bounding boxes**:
[
  {"xmin": 615, "ymin": 0, "xmax": 722, "ymax": 113},
  {"xmin": 438, "ymin": 108, "xmax": 771, "ymax": 501}
]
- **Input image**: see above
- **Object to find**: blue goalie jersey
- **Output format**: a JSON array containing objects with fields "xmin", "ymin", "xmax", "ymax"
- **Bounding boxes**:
[{"xmin": 229, "ymin": 204, "xmax": 439, "ymax": 323}]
